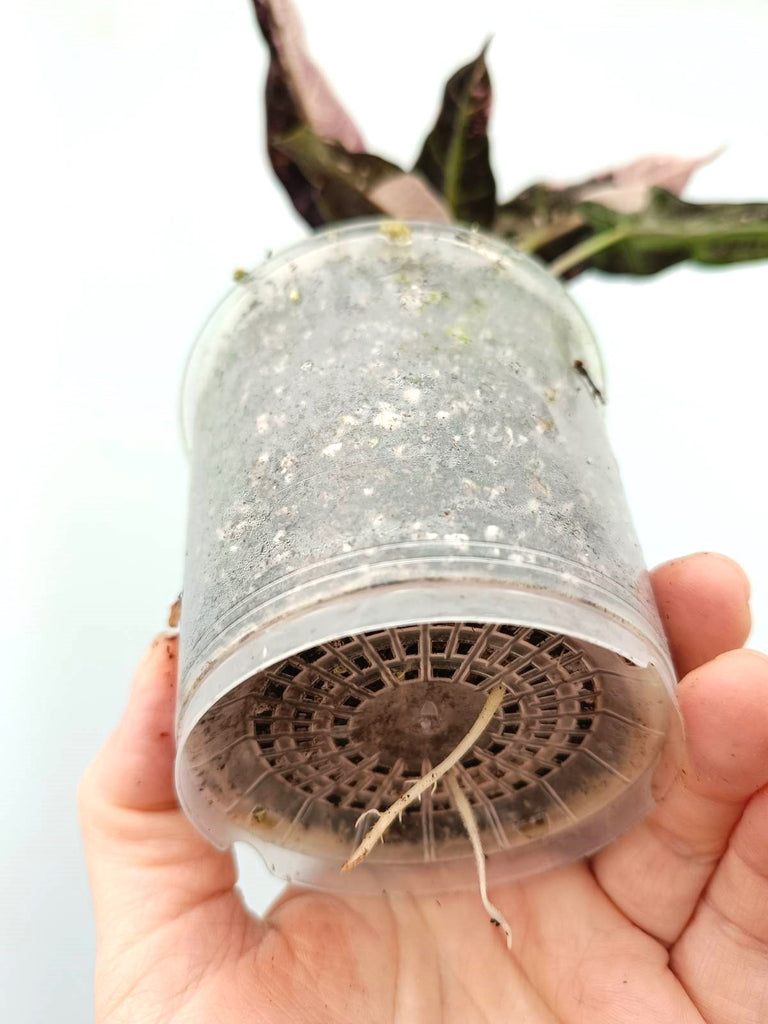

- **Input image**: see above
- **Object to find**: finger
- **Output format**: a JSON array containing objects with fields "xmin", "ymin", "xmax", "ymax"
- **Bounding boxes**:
[
  {"xmin": 592, "ymin": 648, "xmax": 768, "ymax": 943},
  {"xmin": 78, "ymin": 634, "xmax": 240, "ymax": 948},
  {"xmin": 590, "ymin": 551, "xmax": 752, "ymax": 939},
  {"xmin": 651, "ymin": 552, "xmax": 751, "ymax": 677},
  {"xmin": 671, "ymin": 785, "xmax": 768, "ymax": 1023}
]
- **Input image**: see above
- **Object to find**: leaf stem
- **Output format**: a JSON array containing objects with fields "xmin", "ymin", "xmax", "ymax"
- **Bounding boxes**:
[
  {"xmin": 514, "ymin": 212, "xmax": 585, "ymax": 254},
  {"xmin": 549, "ymin": 223, "xmax": 631, "ymax": 277},
  {"xmin": 341, "ymin": 683, "xmax": 505, "ymax": 873}
]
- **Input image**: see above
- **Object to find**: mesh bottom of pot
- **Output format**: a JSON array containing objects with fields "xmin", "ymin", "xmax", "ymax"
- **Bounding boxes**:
[{"xmin": 184, "ymin": 622, "xmax": 667, "ymax": 865}]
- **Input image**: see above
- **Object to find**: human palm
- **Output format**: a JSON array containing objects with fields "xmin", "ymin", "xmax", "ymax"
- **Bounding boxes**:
[{"xmin": 80, "ymin": 554, "xmax": 768, "ymax": 1023}]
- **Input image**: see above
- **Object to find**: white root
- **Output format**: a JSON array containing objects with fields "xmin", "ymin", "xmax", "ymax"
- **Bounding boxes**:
[
  {"xmin": 341, "ymin": 683, "xmax": 505, "ymax": 873},
  {"xmin": 446, "ymin": 769, "xmax": 513, "ymax": 950},
  {"xmin": 354, "ymin": 808, "xmax": 382, "ymax": 828}
]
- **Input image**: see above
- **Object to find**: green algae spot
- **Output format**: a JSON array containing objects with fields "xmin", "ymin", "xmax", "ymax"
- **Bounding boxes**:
[{"xmin": 447, "ymin": 325, "xmax": 472, "ymax": 345}]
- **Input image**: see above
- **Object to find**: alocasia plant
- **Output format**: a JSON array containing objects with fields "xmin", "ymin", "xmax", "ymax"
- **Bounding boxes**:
[{"xmin": 253, "ymin": 0, "xmax": 768, "ymax": 280}]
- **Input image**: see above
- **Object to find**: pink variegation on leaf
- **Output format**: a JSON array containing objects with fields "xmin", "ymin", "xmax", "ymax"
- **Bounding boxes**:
[
  {"xmin": 254, "ymin": 0, "xmax": 364, "ymax": 152},
  {"xmin": 254, "ymin": 0, "xmax": 449, "ymax": 225},
  {"xmin": 560, "ymin": 150, "xmax": 724, "ymax": 214}
]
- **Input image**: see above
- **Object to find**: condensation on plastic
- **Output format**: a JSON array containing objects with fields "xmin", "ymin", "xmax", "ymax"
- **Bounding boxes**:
[{"xmin": 175, "ymin": 220, "xmax": 681, "ymax": 894}]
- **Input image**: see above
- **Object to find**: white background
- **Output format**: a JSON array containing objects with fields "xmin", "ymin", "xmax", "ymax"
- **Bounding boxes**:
[{"xmin": 1, "ymin": 1, "xmax": 766, "ymax": 1019}]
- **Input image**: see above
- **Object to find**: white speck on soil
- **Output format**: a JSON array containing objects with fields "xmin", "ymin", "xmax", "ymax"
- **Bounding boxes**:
[
  {"xmin": 300, "ymin": 360, "xmax": 314, "ymax": 371},
  {"xmin": 436, "ymin": 410, "xmax": 450, "ymax": 420},
  {"xmin": 342, "ymin": 542, "xmax": 353, "ymax": 553},
  {"xmin": 255, "ymin": 413, "xmax": 270, "ymax": 434},
  {"xmin": 322, "ymin": 442, "xmax": 343, "ymax": 457},
  {"xmin": 505, "ymin": 426, "xmax": 529, "ymax": 447},
  {"xmin": 404, "ymin": 387, "xmax": 422, "ymax": 404},
  {"xmin": 273, "ymin": 530, "xmax": 286, "ymax": 544},
  {"xmin": 484, "ymin": 525, "xmax": 502, "ymax": 542},
  {"xmin": 399, "ymin": 286, "xmax": 426, "ymax": 313},
  {"xmin": 373, "ymin": 403, "xmax": 402, "ymax": 430},
  {"xmin": 363, "ymin": 487, "xmax": 374, "ymax": 496}
]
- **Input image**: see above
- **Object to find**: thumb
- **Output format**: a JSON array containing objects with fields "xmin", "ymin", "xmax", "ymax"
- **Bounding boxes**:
[{"xmin": 78, "ymin": 633, "xmax": 238, "ymax": 948}]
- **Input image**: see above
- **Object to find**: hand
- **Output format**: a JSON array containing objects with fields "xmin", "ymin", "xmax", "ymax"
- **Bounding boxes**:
[{"xmin": 79, "ymin": 553, "xmax": 768, "ymax": 1023}]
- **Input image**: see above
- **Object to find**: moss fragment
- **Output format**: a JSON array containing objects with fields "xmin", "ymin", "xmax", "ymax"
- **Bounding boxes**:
[{"xmin": 379, "ymin": 221, "xmax": 412, "ymax": 243}]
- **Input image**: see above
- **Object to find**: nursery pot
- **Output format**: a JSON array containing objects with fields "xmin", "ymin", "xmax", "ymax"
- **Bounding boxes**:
[{"xmin": 176, "ymin": 220, "xmax": 679, "ymax": 893}]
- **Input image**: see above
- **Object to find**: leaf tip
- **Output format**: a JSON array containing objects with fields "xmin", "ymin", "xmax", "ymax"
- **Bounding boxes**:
[{"xmin": 480, "ymin": 33, "xmax": 494, "ymax": 58}]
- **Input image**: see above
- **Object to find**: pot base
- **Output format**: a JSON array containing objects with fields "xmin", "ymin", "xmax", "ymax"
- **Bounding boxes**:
[{"xmin": 181, "ymin": 618, "xmax": 674, "ymax": 891}]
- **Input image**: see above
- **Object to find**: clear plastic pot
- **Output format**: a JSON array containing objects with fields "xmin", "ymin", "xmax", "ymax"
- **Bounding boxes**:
[{"xmin": 176, "ymin": 220, "xmax": 680, "ymax": 894}]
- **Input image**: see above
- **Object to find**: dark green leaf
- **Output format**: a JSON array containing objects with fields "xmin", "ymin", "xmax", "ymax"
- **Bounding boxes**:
[
  {"xmin": 578, "ymin": 188, "xmax": 768, "ymax": 276},
  {"xmin": 254, "ymin": 0, "xmax": 365, "ymax": 226},
  {"xmin": 494, "ymin": 153, "xmax": 721, "ymax": 270},
  {"xmin": 273, "ymin": 127, "xmax": 449, "ymax": 223},
  {"xmin": 254, "ymin": 0, "xmax": 448, "ymax": 226},
  {"xmin": 495, "ymin": 184, "xmax": 588, "ymax": 263},
  {"xmin": 414, "ymin": 44, "xmax": 496, "ymax": 227}
]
